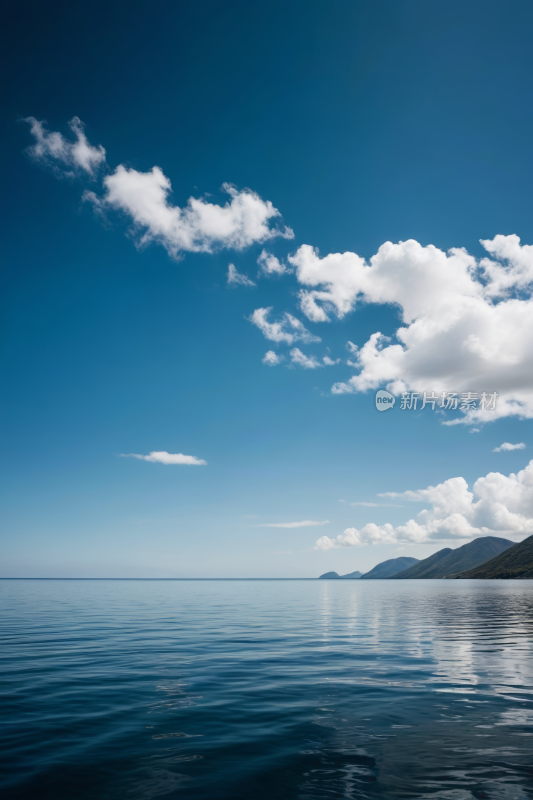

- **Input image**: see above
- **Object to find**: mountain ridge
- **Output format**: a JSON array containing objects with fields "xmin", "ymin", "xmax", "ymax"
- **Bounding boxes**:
[
  {"xmin": 392, "ymin": 537, "xmax": 513, "ymax": 579},
  {"xmin": 453, "ymin": 535, "xmax": 533, "ymax": 579}
]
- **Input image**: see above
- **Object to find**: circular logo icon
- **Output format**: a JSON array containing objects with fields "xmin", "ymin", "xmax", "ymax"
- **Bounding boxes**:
[{"xmin": 375, "ymin": 389, "xmax": 395, "ymax": 412}]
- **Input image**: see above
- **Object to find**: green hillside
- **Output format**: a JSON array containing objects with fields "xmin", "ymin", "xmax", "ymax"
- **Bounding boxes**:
[
  {"xmin": 454, "ymin": 534, "xmax": 533, "ymax": 579},
  {"xmin": 393, "ymin": 537, "xmax": 513, "ymax": 579},
  {"xmin": 392, "ymin": 548, "xmax": 452, "ymax": 579}
]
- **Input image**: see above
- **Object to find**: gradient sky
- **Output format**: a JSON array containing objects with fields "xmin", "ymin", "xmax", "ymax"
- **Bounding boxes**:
[{"xmin": 2, "ymin": 0, "xmax": 533, "ymax": 577}]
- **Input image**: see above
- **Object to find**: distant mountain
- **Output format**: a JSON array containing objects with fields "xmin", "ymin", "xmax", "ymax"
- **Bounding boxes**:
[
  {"xmin": 454, "ymin": 534, "xmax": 533, "ymax": 579},
  {"xmin": 392, "ymin": 537, "xmax": 513, "ymax": 579},
  {"xmin": 319, "ymin": 570, "xmax": 362, "ymax": 579},
  {"xmin": 360, "ymin": 557, "xmax": 419, "ymax": 579}
]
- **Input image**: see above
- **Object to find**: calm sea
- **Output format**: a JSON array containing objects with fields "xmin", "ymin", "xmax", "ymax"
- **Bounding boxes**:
[{"xmin": 1, "ymin": 579, "xmax": 532, "ymax": 799}]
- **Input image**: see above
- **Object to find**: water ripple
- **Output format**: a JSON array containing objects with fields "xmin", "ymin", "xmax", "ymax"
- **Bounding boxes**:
[{"xmin": 0, "ymin": 579, "xmax": 532, "ymax": 798}]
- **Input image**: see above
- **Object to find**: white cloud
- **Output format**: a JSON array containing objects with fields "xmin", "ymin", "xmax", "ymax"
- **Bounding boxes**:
[
  {"xmin": 119, "ymin": 451, "xmax": 207, "ymax": 465},
  {"xmin": 88, "ymin": 167, "xmax": 293, "ymax": 258},
  {"xmin": 26, "ymin": 117, "xmax": 293, "ymax": 259},
  {"xmin": 346, "ymin": 342, "xmax": 359, "ymax": 366},
  {"xmin": 227, "ymin": 263, "xmax": 255, "ymax": 287},
  {"xmin": 250, "ymin": 307, "xmax": 321, "ymax": 345},
  {"xmin": 288, "ymin": 236, "xmax": 533, "ymax": 423},
  {"xmin": 25, "ymin": 116, "xmax": 106, "ymax": 177},
  {"xmin": 290, "ymin": 348, "xmax": 322, "ymax": 369},
  {"xmin": 262, "ymin": 350, "xmax": 283, "ymax": 366},
  {"xmin": 290, "ymin": 240, "xmax": 479, "ymax": 322},
  {"xmin": 256, "ymin": 520, "xmax": 330, "ymax": 528},
  {"xmin": 257, "ymin": 249, "xmax": 288, "ymax": 275},
  {"xmin": 493, "ymin": 442, "xmax": 526, "ymax": 452},
  {"xmin": 479, "ymin": 234, "xmax": 533, "ymax": 297},
  {"xmin": 315, "ymin": 460, "xmax": 533, "ymax": 548},
  {"xmin": 287, "ymin": 350, "xmax": 339, "ymax": 368},
  {"xmin": 345, "ymin": 502, "xmax": 404, "ymax": 507}
]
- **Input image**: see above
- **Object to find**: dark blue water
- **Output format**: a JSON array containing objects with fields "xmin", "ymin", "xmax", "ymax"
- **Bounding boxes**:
[{"xmin": 1, "ymin": 580, "xmax": 532, "ymax": 799}]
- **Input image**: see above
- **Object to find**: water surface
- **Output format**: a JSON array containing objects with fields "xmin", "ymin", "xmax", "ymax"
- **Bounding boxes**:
[{"xmin": 1, "ymin": 579, "xmax": 532, "ymax": 798}]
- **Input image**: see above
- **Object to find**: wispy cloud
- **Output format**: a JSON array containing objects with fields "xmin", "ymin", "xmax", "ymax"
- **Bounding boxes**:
[
  {"xmin": 257, "ymin": 249, "xmax": 288, "ymax": 276},
  {"xmin": 255, "ymin": 520, "xmax": 329, "ymax": 528},
  {"xmin": 493, "ymin": 442, "xmax": 526, "ymax": 452},
  {"xmin": 250, "ymin": 307, "xmax": 320, "ymax": 345},
  {"xmin": 342, "ymin": 501, "xmax": 404, "ymax": 508},
  {"xmin": 119, "ymin": 451, "xmax": 207, "ymax": 465},
  {"xmin": 288, "ymin": 349, "xmax": 339, "ymax": 369},
  {"xmin": 290, "ymin": 348, "xmax": 322, "ymax": 369},
  {"xmin": 263, "ymin": 350, "xmax": 283, "ymax": 366},
  {"xmin": 227, "ymin": 263, "xmax": 255, "ymax": 287},
  {"xmin": 377, "ymin": 491, "xmax": 423, "ymax": 501},
  {"xmin": 25, "ymin": 116, "xmax": 106, "ymax": 177}
]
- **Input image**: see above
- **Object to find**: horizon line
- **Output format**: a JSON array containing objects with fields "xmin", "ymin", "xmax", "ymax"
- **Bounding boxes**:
[{"xmin": 0, "ymin": 577, "xmax": 322, "ymax": 581}]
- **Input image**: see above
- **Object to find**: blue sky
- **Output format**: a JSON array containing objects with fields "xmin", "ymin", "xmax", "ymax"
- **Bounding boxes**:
[{"xmin": 2, "ymin": 0, "xmax": 533, "ymax": 577}]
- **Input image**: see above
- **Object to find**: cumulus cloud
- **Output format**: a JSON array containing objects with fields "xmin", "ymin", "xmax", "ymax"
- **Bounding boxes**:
[
  {"xmin": 250, "ymin": 307, "xmax": 321, "ymax": 345},
  {"xmin": 290, "ymin": 348, "xmax": 322, "ymax": 369},
  {"xmin": 120, "ymin": 451, "xmax": 207, "ymax": 465},
  {"xmin": 227, "ymin": 263, "xmax": 255, "ymax": 286},
  {"xmin": 25, "ymin": 116, "xmax": 106, "ymax": 177},
  {"xmin": 493, "ymin": 442, "xmax": 526, "ymax": 452},
  {"xmin": 289, "ymin": 236, "xmax": 533, "ymax": 423},
  {"xmin": 323, "ymin": 355, "xmax": 340, "ymax": 366},
  {"xmin": 257, "ymin": 249, "xmax": 288, "ymax": 275},
  {"xmin": 315, "ymin": 461, "xmax": 533, "ymax": 548},
  {"xmin": 256, "ymin": 520, "xmax": 330, "ymax": 528},
  {"xmin": 86, "ymin": 168, "xmax": 293, "ymax": 258},
  {"xmin": 263, "ymin": 350, "xmax": 283, "ymax": 366}
]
